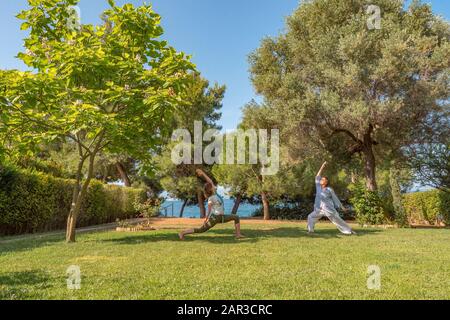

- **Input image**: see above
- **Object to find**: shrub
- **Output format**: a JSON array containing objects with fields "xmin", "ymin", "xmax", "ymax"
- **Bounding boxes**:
[
  {"xmin": 0, "ymin": 166, "xmax": 147, "ymax": 236},
  {"xmin": 389, "ymin": 168, "xmax": 408, "ymax": 227},
  {"xmin": 349, "ymin": 183, "xmax": 386, "ymax": 225},
  {"xmin": 134, "ymin": 197, "xmax": 162, "ymax": 218},
  {"xmin": 403, "ymin": 190, "xmax": 450, "ymax": 225},
  {"xmin": 252, "ymin": 201, "xmax": 314, "ymax": 220}
]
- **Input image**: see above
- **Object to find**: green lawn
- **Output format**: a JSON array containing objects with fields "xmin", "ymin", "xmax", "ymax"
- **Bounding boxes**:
[{"xmin": 1, "ymin": 221, "xmax": 449, "ymax": 300}]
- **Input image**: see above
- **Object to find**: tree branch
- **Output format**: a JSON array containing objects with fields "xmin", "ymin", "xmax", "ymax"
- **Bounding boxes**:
[{"xmin": 331, "ymin": 128, "xmax": 362, "ymax": 144}]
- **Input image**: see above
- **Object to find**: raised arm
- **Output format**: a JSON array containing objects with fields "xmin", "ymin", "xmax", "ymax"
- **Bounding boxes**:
[
  {"xmin": 316, "ymin": 161, "xmax": 327, "ymax": 177},
  {"xmin": 196, "ymin": 169, "xmax": 216, "ymax": 189}
]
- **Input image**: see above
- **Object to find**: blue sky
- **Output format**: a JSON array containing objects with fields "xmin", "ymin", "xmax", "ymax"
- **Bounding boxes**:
[{"xmin": 1, "ymin": 0, "xmax": 449, "ymax": 130}]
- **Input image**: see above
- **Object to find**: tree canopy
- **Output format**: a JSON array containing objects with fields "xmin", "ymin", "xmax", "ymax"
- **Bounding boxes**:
[
  {"xmin": 1, "ymin": 0, "xmax": 195, "ymax": 241},
  {"xmin": 155, "ymin": 74, "xmax": 226, "ymax": 217},
  {"xmin": 249, "ymin": 0, "xmax": 449, "ymax": 191}
]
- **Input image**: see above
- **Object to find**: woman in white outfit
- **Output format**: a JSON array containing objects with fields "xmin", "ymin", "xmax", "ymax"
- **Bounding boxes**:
[{"xmin": 307, "ymin": 161, "xmax": 356, "ymax": 235}]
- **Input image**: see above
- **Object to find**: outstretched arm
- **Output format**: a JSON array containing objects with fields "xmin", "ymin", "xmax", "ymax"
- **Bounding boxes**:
[
  {"xmin": 196, "ymin": 169, "xmax": 216, "ymax": 189},
  {"xmin": 316, "ymin": 161, "xmax": 327, "ymax": 177}
]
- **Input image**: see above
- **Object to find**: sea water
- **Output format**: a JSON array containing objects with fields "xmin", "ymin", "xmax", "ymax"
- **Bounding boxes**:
[{"xmin": 160, "ymin": 198, "xmax": 260, "ymax": 218}]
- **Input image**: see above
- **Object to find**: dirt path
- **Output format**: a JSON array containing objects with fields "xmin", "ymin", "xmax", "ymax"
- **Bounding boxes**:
[{"xmin": 147, "ymin": 217, "xmax": 307, "ymax": 229}]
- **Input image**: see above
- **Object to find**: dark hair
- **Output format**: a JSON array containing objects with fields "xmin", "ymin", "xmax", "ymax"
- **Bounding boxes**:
[
  {"xmin": 204, "ymin": 182, "xmax": 215, "ymax": 198},
  {"xmin": 321, "ymin": 176, "xmax": 330, "ymax": 187}
]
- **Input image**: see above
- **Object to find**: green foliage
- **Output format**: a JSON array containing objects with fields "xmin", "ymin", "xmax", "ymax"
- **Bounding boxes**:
[
  {"xmin": 212, "ymin": 160, "xmax": 259, "ymax": 199},
  {"xmin": 403, "ymin": 190, "xmax": 450, "ymax": 225},
  {"xmin": 214, "ymin": 102, "xmax": 306, "ymax": 202},
  {"xmin": 251, "ymin": 202, "xmax": 313, "ymax": 220},
  {"xmin": 389, "ymin": 167, "xmax": 408, "ymax": 227},
  {"xmin": 170, "ymin": 73, "xmax": 225, "ymax": 135},
  {"xmin": 406, "ymin": 112, "xmax": 450, "ymax": 192},
  {"xmin": 156, "ymin": 142, "xmax": 201, "ymax": 203},
  {"xmin": 2, "ymin": 1, "xmax": 194, "ymax": 161},
  {"xmin": 154, "ymin": 74, "xmax": 225, "ymax": 205},
  {"xmin": 215, "ymin": 102, "xmax": 352, "ymax": 205},
  {"xmin": 1, "ymin": 1, "xmax": 195, "ymax": 241},
  {"xmin": 133, "ymin": 197, "xmax": 162, "ymax": 219},
  {"xmin": 0, "ymin": 166, "xmax": 146, "ymax": 236},
  {"xmin": 349, "ymin": 183, "xmax": 386, "ymax": 225},
  {"xmin": 213, "ymin": 101, "xmax": 353, "ymax": 212},
  {"xmin": 249, "ymin": 0, "xmax": 450, "ymax": 189}
]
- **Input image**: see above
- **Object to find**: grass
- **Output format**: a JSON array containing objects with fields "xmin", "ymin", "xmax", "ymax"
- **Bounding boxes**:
[{"xmin": 0, "ymin": 220, "xmax": 449, "ymax": 300}]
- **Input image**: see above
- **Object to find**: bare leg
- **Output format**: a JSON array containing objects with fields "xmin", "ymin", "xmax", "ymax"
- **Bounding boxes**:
[
  {"xmin": 179, "ymin": 229, "xmax": 194, "ymax": 240},
  {"xmin": 235, "ymin": 223, "xmax": 244, "ymax": 238},
  {"xmin": 179, "ymin": 218, "xmax": 215, "ymax": 240}
]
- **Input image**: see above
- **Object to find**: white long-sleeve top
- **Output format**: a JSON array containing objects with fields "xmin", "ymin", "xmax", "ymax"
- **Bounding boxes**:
[{"xmin": 314, "ymin": 176, "xmax": 343, "ymax": 213}]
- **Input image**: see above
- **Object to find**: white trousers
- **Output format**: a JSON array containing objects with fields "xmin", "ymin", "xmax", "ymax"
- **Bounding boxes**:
[{"xmin": 307, "ymin": 209, "xmax": 352, "ymax": 235}]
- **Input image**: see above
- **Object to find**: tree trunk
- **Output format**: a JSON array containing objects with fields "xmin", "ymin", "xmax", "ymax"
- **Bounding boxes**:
[
  {"xmin": 66, "ymin": 152, "xmax": 85, "ymax": 242},
  {"xmin": 389, "ymin": 166, "xmax": 408, "ymax": 227},
  {"xmin": 197, "ymin": 191, "xmax": 206, "ymax": 218},
  {"xmin": 66, "ymin": 152, "xmax": 97, "ymax": 243},
  {"xmin": 231, "ymin": 193, "xmax": 242, "ymax": 215},
  {"xmin": 116, "ymin": 162, "xmax": 131, "ymax": 187},
  {"xmin": 261, "ymin": 191, "xmax": 270, "ymax": 220},
  {"xmin": 362, "ymin": 128, "xmax": 378, "ymax": 191},
  {"xmin": 66, "ymin": 131, "xmax": 104, "ymax": 243},
  {"xmin": 179, "ymin": 199, "xmax": 188, "ymax": 218}
]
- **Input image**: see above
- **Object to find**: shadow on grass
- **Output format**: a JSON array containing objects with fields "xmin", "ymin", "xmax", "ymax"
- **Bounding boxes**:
[
  {"xmin": 0, "ymin": 223, "xmax": 384, "ymax": 253},
  {"xmin": 0, "ymin": 270, "xmax": 52, "ymax": 299},
  {"xmin": 0, "ymin": 235, "xmax": 64, "ymax": 255},
  {"xmin": 101, "ymin": 227, "xmax": 382, "ymax": 245}
]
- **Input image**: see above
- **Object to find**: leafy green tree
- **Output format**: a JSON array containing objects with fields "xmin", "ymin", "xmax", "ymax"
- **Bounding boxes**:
[
  {"xmin": 10, "ymin": 138, "xmax": 138, "ymax": 186},
  {"xmin": 155, "ymin": 142, "xmax": 201, "ymax": 217},
  {"xmin": 1, "ymin": 0, "xmax": 193, "ymax": 242},
  {"xmin": 19, "ymin": 140, "xmax": 80, "ymax": 179},
  {"xmin": 213, "ymin": 101, "xmax": 296, "ymax": 220},
  {"xmin": 212, "ymin": 163, "xmax": 253, "ymax": 215},
  {"xmin": 168, "ymin": 73, "xmax": 224, "ymax": 136},
  {"xmin": 238, "ymin": 102, "xmax": 278, "ymax": 219},
  {"xmin": 94, "ymin": 153, "xmax": 135, "ymax": 186},
  {"xmin": 155, "ymin": 74, "xmax": 225, "ymax": 218},
  {"xmin": 249, "ymin": 0, "xmax": 449, "ymax": 191},
  {"xmin": 213, "ymin": 147, "xmax": 322, "ymax": 219}
]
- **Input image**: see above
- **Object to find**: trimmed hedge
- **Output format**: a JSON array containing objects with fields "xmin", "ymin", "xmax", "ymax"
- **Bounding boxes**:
[
  {"xmin": 403, "ymin": 190, "xmax": 450, "ymax": 225},
  {"xmin": 251, "ymin": 203, "xmax": 312, "ymax": 220},
  {"xmin": 0, "ymin": 166, "xmax": 147, "ymax": 236}
]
